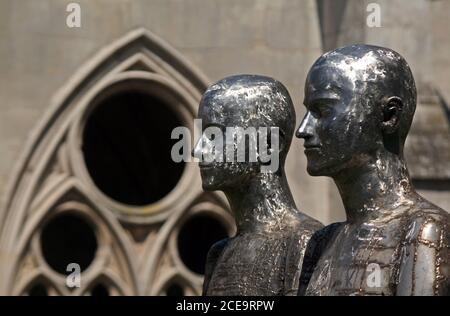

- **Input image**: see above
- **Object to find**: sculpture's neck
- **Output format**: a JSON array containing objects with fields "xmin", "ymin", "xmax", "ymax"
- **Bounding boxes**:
[
  {"xmin": 224, "ymin": 170, "xmax": 298, "ymax": 234},
  {"xmin": 333, "ymin": 150, "xmax": 417, "ymax": 223}
]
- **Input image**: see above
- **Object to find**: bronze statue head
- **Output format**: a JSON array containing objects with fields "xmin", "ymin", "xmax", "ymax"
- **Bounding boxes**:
[
  {"xmin": 194, "ymin": 74, "xmax": 295, "ymax": 191},
  {"xmin": 296, "ymin": 44, "xmax": 416, "ymax": 177}
]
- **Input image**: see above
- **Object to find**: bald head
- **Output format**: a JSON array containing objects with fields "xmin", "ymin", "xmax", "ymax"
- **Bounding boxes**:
[
  {"xmin": 195, "ymin": 74, "xmax": 295, "ymax": 189},
  {"xmin": 200, "ymin": 74, "xmax": 296, "ymax": 160},
  {"xmin": 298, "ymin": 44, "xmax": 417, "ymax": 176},
  {"xmin": 309, "ymin": 44, "xmax": 417, "ymax": 144}
]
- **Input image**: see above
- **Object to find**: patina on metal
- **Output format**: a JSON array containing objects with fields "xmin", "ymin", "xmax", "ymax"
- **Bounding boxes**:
[
  {"xmin": 193, "ymin": 74, "xmax": 323, "ymax": 296},
  {"xmin": 296, "ymin": 44, "xmax": 450, "ymax": 296}
]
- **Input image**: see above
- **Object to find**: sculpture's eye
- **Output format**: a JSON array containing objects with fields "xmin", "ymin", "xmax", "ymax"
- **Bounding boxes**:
[
  {"xmin": 311, "ymin": 101, "xmax": 333, "ymax": 119},
  {"xmin": 310, "ymin": 108, "xmax": 321, "ymax": 119},
  {"xmin": 319, "ymin": 106, "xmax": 333, "ymax": 118}
]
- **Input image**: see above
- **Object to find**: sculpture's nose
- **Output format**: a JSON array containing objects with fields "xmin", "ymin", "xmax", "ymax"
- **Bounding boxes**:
[{"xmin": 296, "ymin": 112, "xmax": 313, "ymax": 139}]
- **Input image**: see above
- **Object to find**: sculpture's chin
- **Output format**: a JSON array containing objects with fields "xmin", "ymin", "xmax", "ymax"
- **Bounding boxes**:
[
  {"xmin": 307, "ymin": 170, "xmax": 323, "ymax": 177},
  {"xmin": 306, "ymin": 164, "xmax": 325, "ymax": 177},
  {"xmin": 308, "ymin": 165, "xmax": 343, "ymax": 177},
  {"xmin": 307, "ymin": 160, "xmax": 346, "ymax": 177}
]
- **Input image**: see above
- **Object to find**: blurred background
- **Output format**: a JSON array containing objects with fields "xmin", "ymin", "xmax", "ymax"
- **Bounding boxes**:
[{"xmin": 0, "ymin": 0, "xmax": 448, "ymax": 295}]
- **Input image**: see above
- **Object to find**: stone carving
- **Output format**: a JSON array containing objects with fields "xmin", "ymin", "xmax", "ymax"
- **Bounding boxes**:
[
  {"xmin": 0, "ymin": 29, "xmax": 233, "ymax": 296},
  {"xmin": 297, "ymin": 44, "xmax": 450, "ymax": 296},
  {"xmin": 194, "ymin": 75, "xmax": 323, "ymax": 296}
]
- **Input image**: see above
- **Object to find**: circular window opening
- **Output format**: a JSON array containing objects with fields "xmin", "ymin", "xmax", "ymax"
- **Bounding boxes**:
[
  {"xmin": 82, "ymin": 90, "xmax": 185, "ymax": 206},
  {"xmin": 40, "ymin": 213, "xmax": 97, "ymax": 275},
  {"xmin": 177, "ymin": 214, "xmax": 229, "ymax": 275}
]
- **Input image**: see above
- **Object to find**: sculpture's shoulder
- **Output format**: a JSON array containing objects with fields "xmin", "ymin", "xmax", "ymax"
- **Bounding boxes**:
[
  {"xmin": 282, "ymin": 213, "xmax": 324, "ymax": 262},
  {"xmin": 275, "ymin": 211, "xmax": 323, "ymax": 248},
  {"xmin": 280, "ymin": 213, "xmax": 323, "ymax": 296},
  {"xmin": 206, "ymin": 238, "xmax": 230, "ymax": 266},
  {"xmin": 283, "ymin": 212, "xmax": 324, "ymax": 258},
  {"xmin": 309, "ymin": 221, "xmax": 344, "ymax": 247},
  {"xmin": 403, "ymin": 205, "xmax": 450, "ymax": 245},
  {"xmin": 290, "ymin": 211, "xmax": 324, "ymax": 236},
  {"xmin": 297, "ymin": 222, "xmax": 344, "ymax": 295},
  {"xmin": 202, "ymin": 238, "xmax": 230, "ymax": 295},
  {"xmin": 395, "ymin": 204, "xmax": 450, "ymax": 296},
  {"xmin": 301, "ymin": 214, "xmax": 324, "ymax": 231},
  {"xmin": 288, "ymin": 216, "xmax": 324, "ymax": 257}
]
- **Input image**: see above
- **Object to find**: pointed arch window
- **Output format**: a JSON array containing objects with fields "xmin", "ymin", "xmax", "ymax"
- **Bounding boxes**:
[{"xmin": 0, "ymin": 29, "xmax": 235, "ymax": 296}]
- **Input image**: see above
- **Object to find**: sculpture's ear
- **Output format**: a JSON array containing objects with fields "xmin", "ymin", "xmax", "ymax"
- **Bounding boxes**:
[{"xmin": 381, "ymin": 96, "xmax": 403, "ymax": 134}]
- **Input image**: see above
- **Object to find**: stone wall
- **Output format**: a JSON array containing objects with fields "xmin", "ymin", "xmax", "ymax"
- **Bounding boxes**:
[{"xmin": 0, "ymin": 0, "xmax": 342, "ymax": 225}]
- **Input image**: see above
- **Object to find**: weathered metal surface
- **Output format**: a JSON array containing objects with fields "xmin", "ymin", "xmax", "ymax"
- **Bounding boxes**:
[
  {"xmin": 195, "ymin": 75, "xmax": 323, "ymax": 296},
  {"xmin": 297, "ymin": 44, "xmax": 450, "ymax": 296}
]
